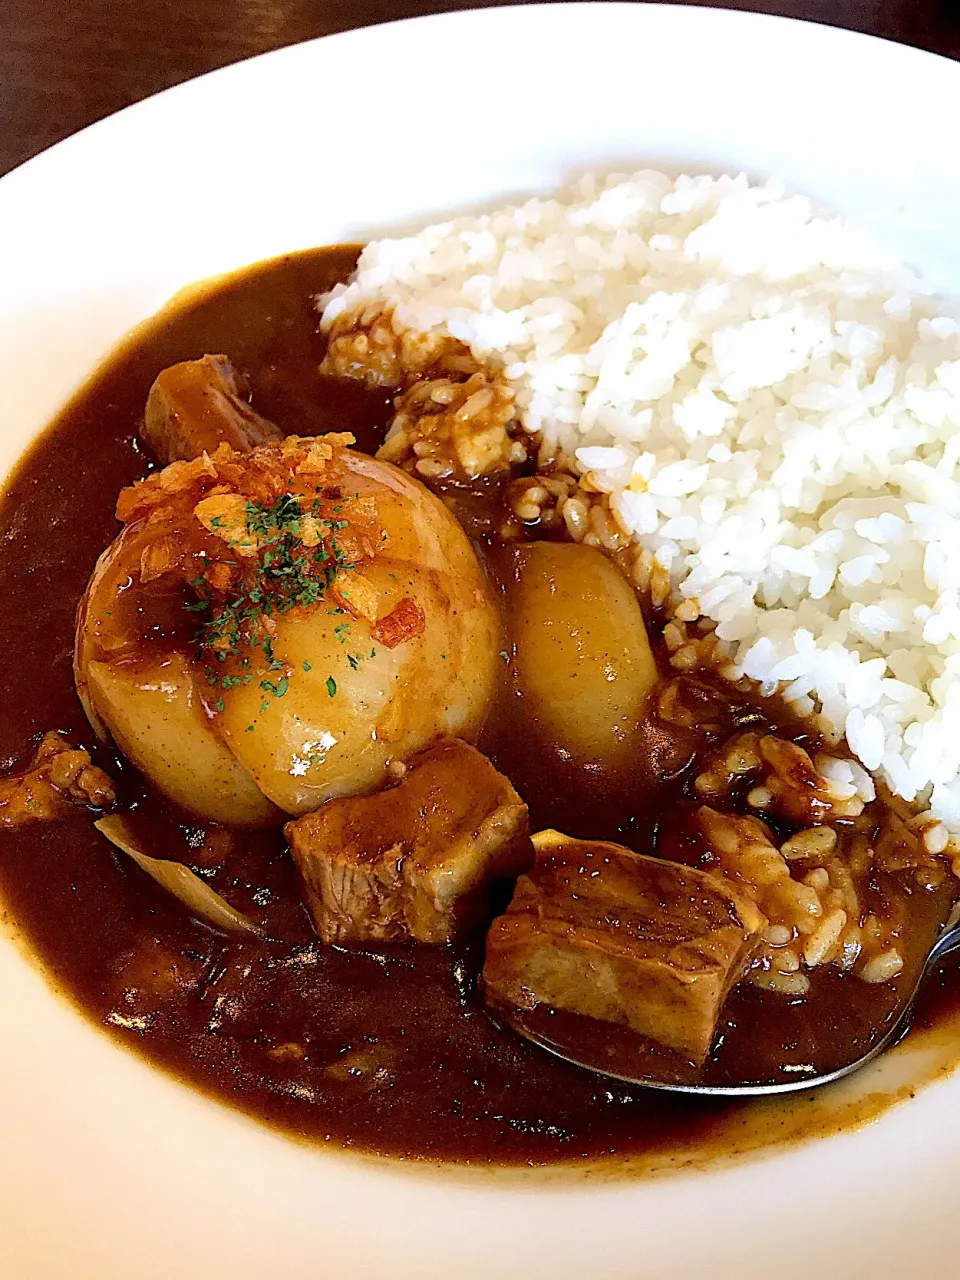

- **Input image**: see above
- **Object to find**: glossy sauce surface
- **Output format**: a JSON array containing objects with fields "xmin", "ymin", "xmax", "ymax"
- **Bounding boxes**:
[{"xmin": 1, "ymin": 249, "xmax": 959, "ymax": 1167}]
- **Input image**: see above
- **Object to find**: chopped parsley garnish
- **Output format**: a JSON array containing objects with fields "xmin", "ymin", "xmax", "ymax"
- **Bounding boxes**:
[
  {"xmin": 260, "ymin": 676, "xmax": 289, "ymax": 698},
  {"xmin": 326, "ymin": 676, "xmax": 337, "ymax": 697},
  {"xmin": 187, "ymin": 491, "xmax": 356, "ymax": 714},
  {"xmin": 302, "ymin": 660, "xmax": 312, "ymax": 673}
]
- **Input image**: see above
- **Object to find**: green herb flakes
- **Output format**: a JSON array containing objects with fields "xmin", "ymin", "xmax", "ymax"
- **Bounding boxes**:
[{"xmin": 186, "ymin": 488, "xmax": 359, "ymax": 712}]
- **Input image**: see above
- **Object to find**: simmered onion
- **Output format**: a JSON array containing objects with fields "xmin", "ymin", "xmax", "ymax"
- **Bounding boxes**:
[{"xmin": 76, "ymin": 436, "xmax": 500, "ymax": 823}]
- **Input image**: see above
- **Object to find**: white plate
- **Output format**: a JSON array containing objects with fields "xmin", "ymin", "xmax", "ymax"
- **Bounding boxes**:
[{"xmin": 2, "ymin": 5, "xmax": 960, "ymax": 1276}]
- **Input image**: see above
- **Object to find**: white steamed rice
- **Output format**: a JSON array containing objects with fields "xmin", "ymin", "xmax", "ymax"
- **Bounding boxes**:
[{"xmin": 320, "ymin": 171, "xmax": 960, "ymax": 833}]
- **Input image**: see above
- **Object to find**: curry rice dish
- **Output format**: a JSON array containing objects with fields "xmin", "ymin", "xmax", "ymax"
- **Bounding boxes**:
[{"xmin": 2, "ymin": 173, "xmax": 960, "ymax": 1166}]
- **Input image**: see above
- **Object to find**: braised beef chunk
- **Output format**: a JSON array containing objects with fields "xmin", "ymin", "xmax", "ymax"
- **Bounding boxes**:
[
  {"xmin": 0, "ymin": 731, "xmax": 115, "ymax": 828},
  {"xmin": 483, "ymin": 831, "xmax": 765, "ymax": 1063},
  {"xmin": 285, "ymin": 740, "xmax": 532, "ymax": 944},
  {"xmin": 142, "ymin": 354, "xmax": 284, "ymax": 463}
]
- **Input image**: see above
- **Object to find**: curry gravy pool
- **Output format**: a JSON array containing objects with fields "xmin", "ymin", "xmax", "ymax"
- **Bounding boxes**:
[{"xmin": 2, "ymin": 249, "xmax": 960, "ymax": 1170}]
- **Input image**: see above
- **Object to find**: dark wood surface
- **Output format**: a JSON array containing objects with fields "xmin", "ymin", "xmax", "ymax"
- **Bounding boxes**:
[{"xmin": 0, "ymin": 0, "xmax": 958, "ymax": 178}]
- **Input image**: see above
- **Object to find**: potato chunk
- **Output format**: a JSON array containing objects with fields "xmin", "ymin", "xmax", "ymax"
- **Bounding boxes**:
[
  {"xmin": 483, "ymin": 830, "xmax": 765, "ymax": 1063},
  {"xmin": 285, "ymin": 740, "xmax": 532, "ymax": 944},
  {"xmin": 495, "ymin": 543, "xmax": 658, "ymax": 775}
]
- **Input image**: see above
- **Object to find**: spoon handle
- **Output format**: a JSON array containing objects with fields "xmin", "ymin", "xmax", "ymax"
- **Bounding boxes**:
[{"xmin": 927, "ymin": 919, "xmax": 960, "ymax": 968}]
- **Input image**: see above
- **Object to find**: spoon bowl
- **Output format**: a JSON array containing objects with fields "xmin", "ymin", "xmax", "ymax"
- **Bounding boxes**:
[{"xmin": 498, "ymin": 910, "xmax": 960, "ymax": 1097}]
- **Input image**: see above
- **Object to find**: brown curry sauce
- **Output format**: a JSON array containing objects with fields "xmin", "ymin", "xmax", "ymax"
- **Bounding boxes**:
[{"xmin": 1, "ymin": 248, "xmax": 960, "ymax": 1167}]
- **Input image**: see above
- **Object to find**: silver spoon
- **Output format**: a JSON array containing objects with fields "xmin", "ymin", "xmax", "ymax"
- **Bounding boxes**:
[{"xmin": 496, "ymin": 908, "xmax": 960, "ymax": 1097}]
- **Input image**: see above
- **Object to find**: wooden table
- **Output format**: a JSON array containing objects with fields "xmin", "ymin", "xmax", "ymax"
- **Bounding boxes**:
[{"xmin": 1, "ymin": 0, "xmax": 958, "ymax": 177}]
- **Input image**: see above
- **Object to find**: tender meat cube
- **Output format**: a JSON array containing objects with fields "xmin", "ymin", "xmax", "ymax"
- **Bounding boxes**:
[
  {"xmin": 143, "ymin": 355, "xmax": 283, "ymax": 464},
  {"xmin": 0, "ymin": 731, "xmax": 115, "ymax": 828},
  {"xmin": 483, "ymin": 830, "xmax": 765, "ymax": 1063},
  {"xmin": 285, "ymin": 740, "xmax": 532, "ymax": 944}
]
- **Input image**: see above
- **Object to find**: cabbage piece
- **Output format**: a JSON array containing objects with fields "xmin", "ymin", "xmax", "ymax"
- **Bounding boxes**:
[{"xmin": 95, "ymin": 814, "xmax": 264, "ymax": 937}]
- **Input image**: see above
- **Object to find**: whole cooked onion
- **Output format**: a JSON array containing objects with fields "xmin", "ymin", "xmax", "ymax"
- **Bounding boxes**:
[{"xmin": 77, "ymin": 434, "xmax": 500, "ymax": 824}]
